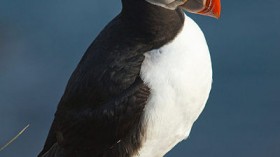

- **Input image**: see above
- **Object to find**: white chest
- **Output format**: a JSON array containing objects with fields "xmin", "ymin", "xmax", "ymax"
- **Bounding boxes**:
[{"xmin": 137, "ymin": 15, "xmax": 212, "ymax": 157}]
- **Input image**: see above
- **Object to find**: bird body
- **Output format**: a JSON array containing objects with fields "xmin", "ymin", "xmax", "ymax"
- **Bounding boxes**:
[{"xmin": 38, "ymin": 0, "xmax": 220, "ymax": 156}]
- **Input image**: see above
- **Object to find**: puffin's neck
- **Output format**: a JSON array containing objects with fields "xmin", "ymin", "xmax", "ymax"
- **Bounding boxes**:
[{"xmin": 121, "ymin": 0, "xmax": 185, "ymax": 48}]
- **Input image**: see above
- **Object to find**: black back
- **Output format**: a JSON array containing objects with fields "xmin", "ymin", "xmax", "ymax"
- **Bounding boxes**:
[{"xmin": 38, "ymin": 0, "xmax": 185, "ymax": 156}]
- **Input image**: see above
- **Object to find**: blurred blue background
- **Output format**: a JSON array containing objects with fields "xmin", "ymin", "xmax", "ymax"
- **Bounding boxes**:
[{"xmin": 1, "ymin": 0, "xmax": 280, "ymax": 156}]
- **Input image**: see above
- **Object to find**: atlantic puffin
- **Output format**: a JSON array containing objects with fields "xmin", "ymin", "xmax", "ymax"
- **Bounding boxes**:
[{"xmin": 38, "ymin": 0, "xmax": 221, "ymax": 156}]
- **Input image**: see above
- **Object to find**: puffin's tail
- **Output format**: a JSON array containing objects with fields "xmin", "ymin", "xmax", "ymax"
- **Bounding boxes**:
[{"xmin": 39, "ymin": 143, "xmax": 64, "ymax": 157}]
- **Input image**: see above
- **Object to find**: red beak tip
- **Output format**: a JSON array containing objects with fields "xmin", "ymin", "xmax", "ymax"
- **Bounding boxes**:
[{"xmin": 198, "ymin": 0, "xmax": 221, "ymax": 19}]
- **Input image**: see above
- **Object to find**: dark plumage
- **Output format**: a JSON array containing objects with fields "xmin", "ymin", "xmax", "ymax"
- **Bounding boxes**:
[{"xmin": 38, "ymin": 0, "xmax": 184, "ymax": 156}]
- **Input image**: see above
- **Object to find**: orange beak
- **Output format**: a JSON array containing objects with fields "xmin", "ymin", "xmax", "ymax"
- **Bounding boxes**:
[{"xmin": 180, "ymin": 0, "xmax": 221, "ymax": 19}]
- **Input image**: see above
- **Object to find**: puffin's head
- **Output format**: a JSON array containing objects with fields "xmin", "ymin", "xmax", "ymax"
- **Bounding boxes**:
[{"xmin": 146, "ymin": 0, "xmax": 221, "ymax": 18}]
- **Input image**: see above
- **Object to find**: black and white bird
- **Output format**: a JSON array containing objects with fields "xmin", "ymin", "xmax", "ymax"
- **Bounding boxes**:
[{"xmin": 38, "ymin": 0, "xmax": 221, "ymax": 156}]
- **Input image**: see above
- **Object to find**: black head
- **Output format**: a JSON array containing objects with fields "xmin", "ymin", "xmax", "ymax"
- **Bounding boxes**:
[{"xmin": 121, "ymin": 0, "xmax": 221, "ymax": 18}]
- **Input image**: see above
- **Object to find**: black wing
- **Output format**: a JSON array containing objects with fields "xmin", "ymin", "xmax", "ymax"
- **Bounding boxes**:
[{"xmin": 38, "ymin": 14, "xmax": 151, "ymax": 157}]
